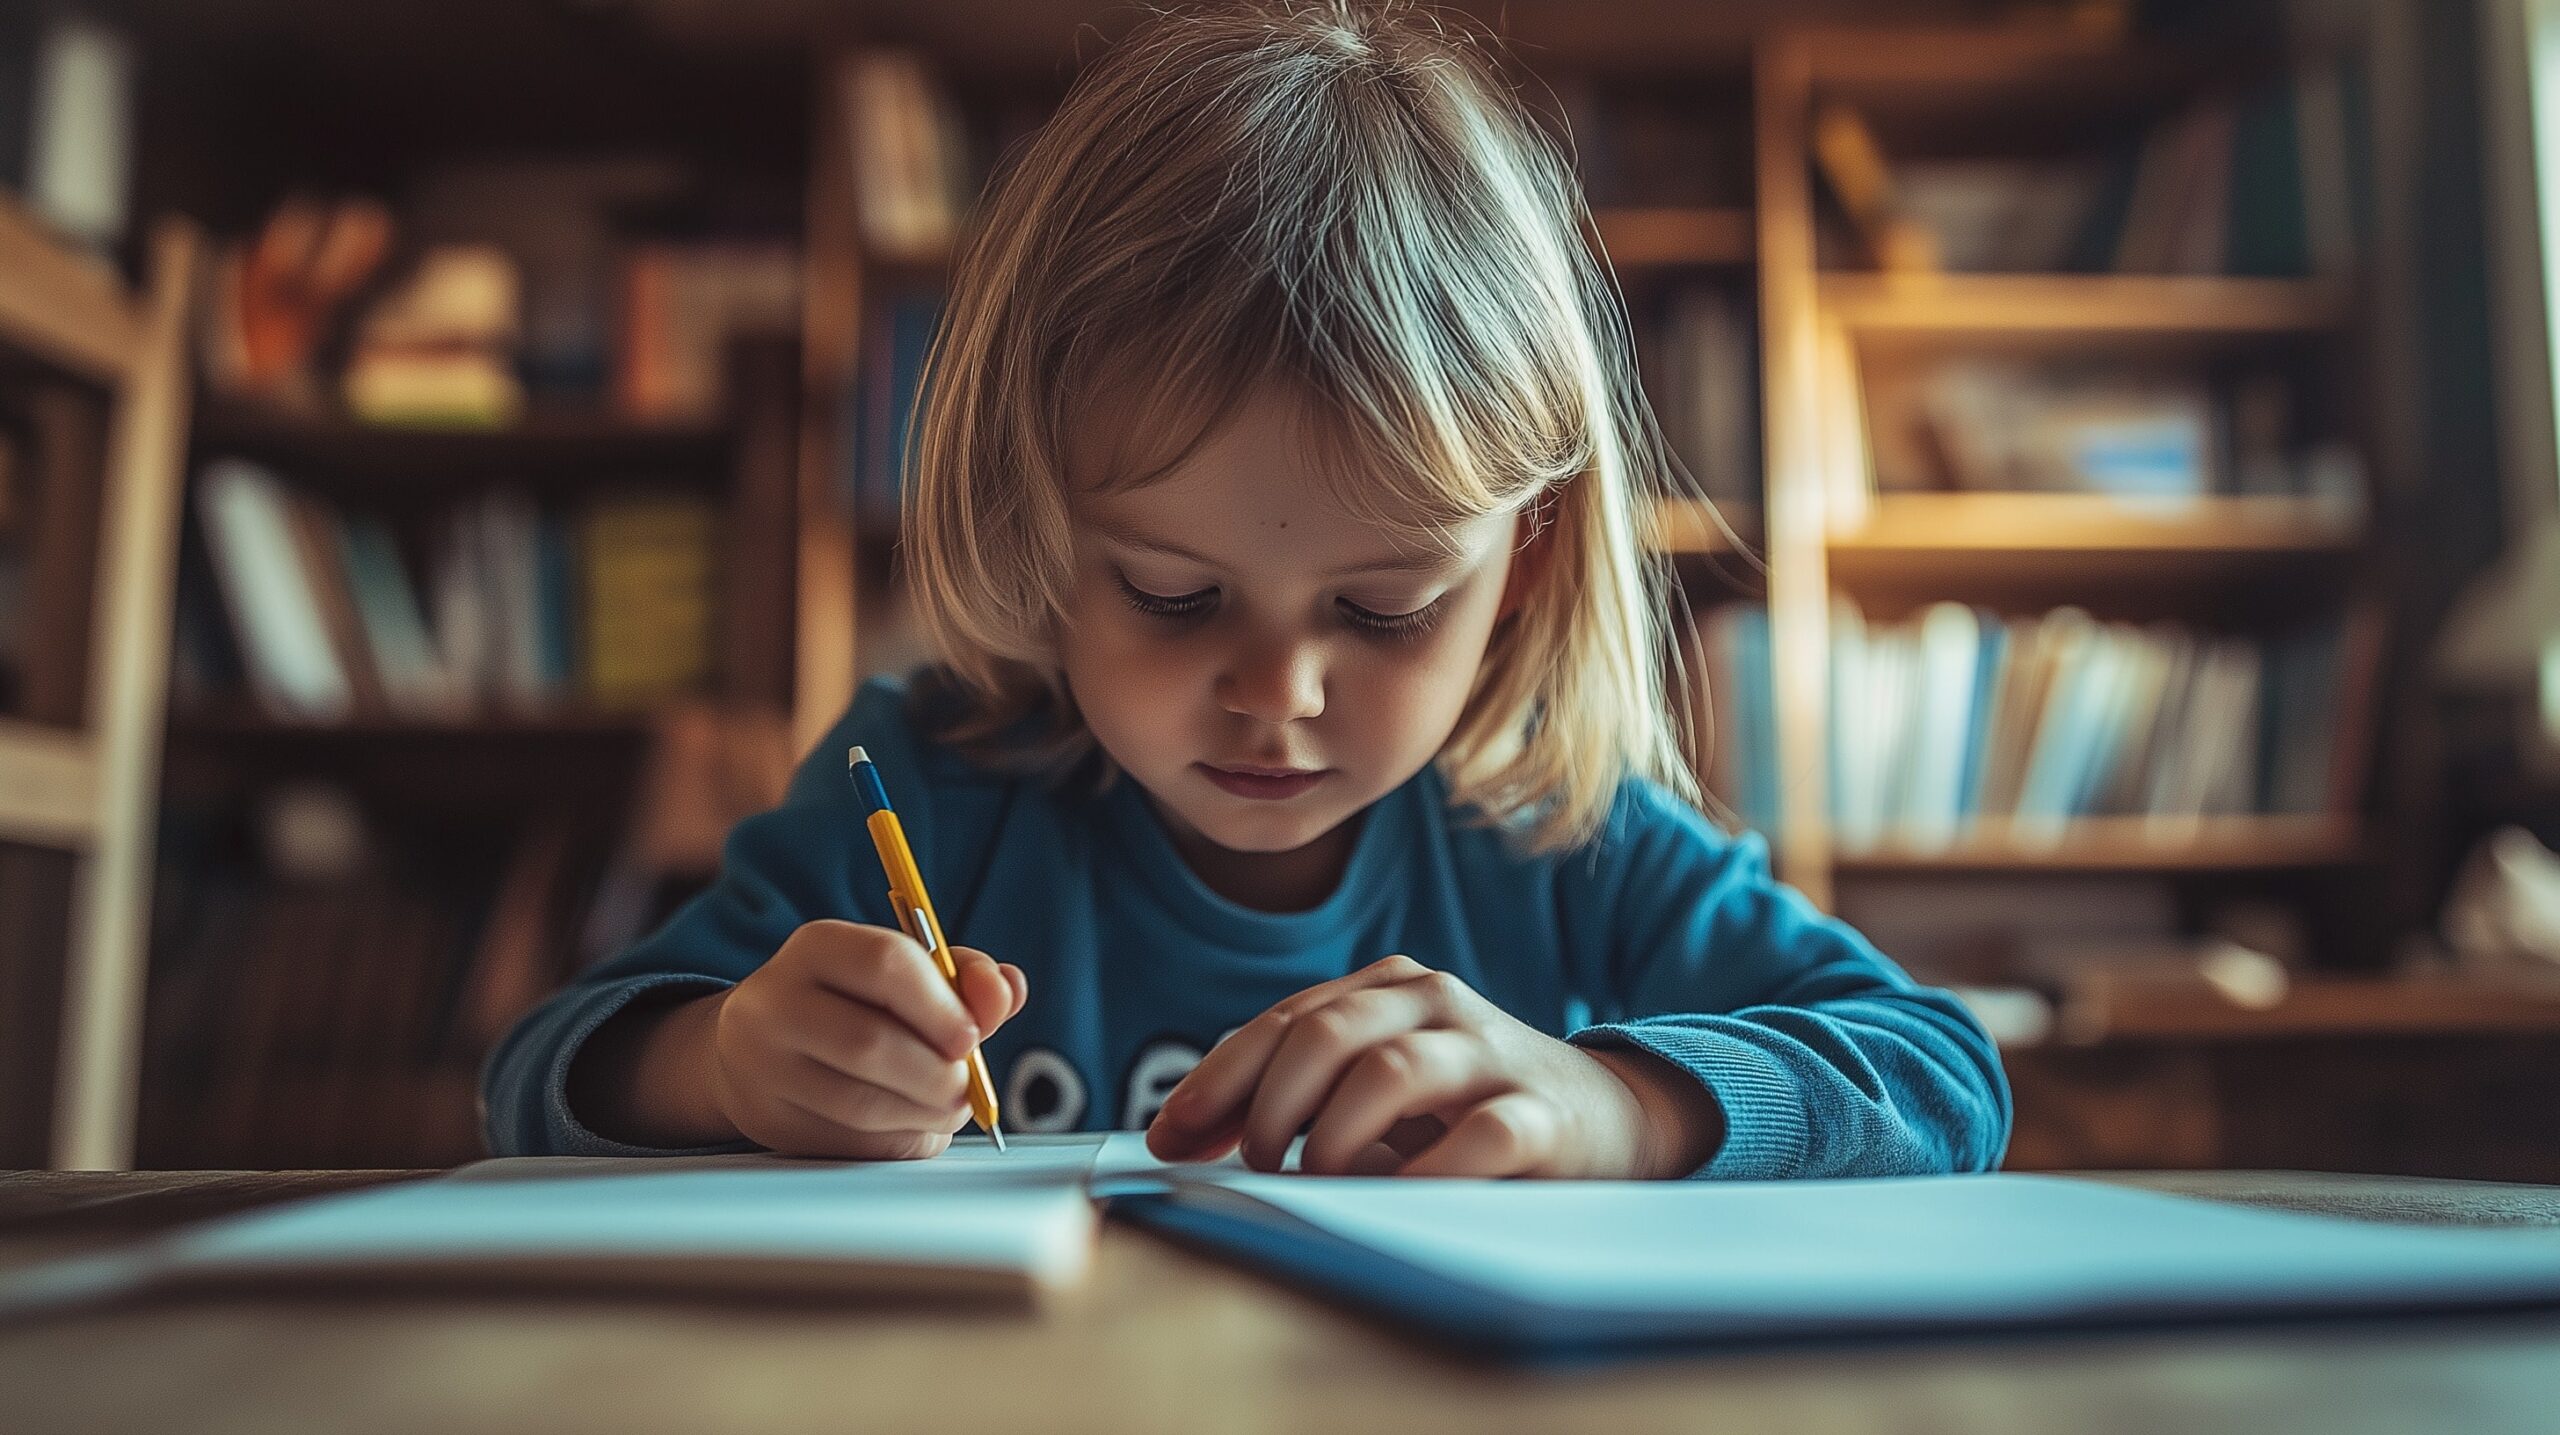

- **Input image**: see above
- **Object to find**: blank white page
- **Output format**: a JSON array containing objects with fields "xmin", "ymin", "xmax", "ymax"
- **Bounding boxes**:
[{"xmin": 161, "ymin": 1137, "xmax": 1111, "ymax": 1298}]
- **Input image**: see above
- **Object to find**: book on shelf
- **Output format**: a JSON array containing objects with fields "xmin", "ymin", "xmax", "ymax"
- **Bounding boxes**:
[
  {"xmin": 841, "ymin": 49, "xmax": 972, "ymax": 265},
  {"xmin": 580, "ymin": 494, "xmax": 717, "ymax": 710},
  {"xmin": 1846, "ymin": 354, "xmax": 2366, "ymax": 513},
  {"xmin": 842, "ymin": 287, "xmax": 944, "ymax": 523},
  {"xmin": 1687, "ymin": 605, "xmax": 1780, "ymax": 840},
  {"xmin": 616, "ymin": 241, "xmax": 802, "ymax": 423},
  {"xmin": 187, "ymin": 458, "xmax": 720, "ymax": 723},
  {"xmin": 195, "ymin": 459, "xmax": 357, "ymax": 720},
  {"xmin": 1649, "ymin": 284, "xmax": 1759, "ymax": 509},
  {"xmin": 1800, "ymin": 601, "xmax": 2381, "ymax": 854},
  {"xmin": 1834, "ymin": 55, "xmax": 2369, "ymax": 278}
]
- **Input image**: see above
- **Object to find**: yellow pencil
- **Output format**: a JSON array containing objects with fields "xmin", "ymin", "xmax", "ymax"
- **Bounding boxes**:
[{"xmin": 847, "ymin": 745, "xmax": 1006, "ymax": 1151}]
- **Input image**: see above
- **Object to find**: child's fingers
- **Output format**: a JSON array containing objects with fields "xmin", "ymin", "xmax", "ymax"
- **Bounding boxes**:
[
  {"xmin": 1000, "ymin": 963, "xmax": 1028, "ymax": 1019},
  {"xmin": 1236, "ymin": 983, "xmax": 1442, "ymax": 1172},
  {"xmin": 1395, "ymin": 1092, "xmax": 1561, "ymax": 1179},
  {"xmin": 781, "ymin": 1053, "xmax": 971, "ymax": 1135},
  {"xmin": 791, "ymin": 1000, "xmax": 974, "ymax": 1112},
  {"xmin": 1296, "ymin": 1031, "xmax": 1502, "ymax": 1176},
  {"xmin": 799, "ymin": 922, "xmax": 981, "ymax": 1059},
  {"xmin": 1153, "ymin": 955, "xmax": 1433, "ymax": 1152}
]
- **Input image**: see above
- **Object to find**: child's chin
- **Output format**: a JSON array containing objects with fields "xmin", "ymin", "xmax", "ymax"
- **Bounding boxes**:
[{"xmin": 1186, "ymin": 803, "xmax": 1338, "ymax": 855}]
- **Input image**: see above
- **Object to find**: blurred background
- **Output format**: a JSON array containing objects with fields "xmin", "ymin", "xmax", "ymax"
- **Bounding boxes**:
[{"xmin": 3, "ymin": 0, "xmax": 2558, "ymax": 1175}]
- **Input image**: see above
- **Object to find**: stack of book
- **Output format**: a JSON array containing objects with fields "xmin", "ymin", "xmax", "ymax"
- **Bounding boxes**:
[
  {"xmin": 196, "ymin": 171, "xmax": 803, "ymax": 429},
  {"xmin": 185, "ymin": 459, "xmax": 718, "ymax": 721},
  {"xmin": 341, "ymin": 246, "xmax": 525, "ymax": 429},
  {"xmin": 1690, "ymin": 601, "xmax": 2381, "ymax": 851}
]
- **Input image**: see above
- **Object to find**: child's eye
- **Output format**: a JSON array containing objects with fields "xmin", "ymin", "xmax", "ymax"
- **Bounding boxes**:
[
  {"xmin": 1338, "ymin": 594, "xmax": 1448, "ymax": 641},
  {"xmin": 1114, "ymin": 572, "xmax": 1217, "ymax": 621}
]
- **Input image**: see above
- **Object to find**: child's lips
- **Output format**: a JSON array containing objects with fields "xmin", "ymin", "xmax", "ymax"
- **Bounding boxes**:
[{"xmin": 1197, "ymin": 762, "xmax": 1329, "ymax": 800}]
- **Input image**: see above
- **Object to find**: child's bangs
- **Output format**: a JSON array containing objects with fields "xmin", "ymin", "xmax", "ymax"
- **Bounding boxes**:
[{"xmin": 1061, "ymin": 267, "xmax": 1598, "ymax": 552}]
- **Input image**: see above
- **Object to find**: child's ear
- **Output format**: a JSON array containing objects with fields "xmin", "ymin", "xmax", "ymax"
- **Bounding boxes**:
[{"xmin": 1494, "ymin": 492, "xmax": 1559, "ymax": 625}]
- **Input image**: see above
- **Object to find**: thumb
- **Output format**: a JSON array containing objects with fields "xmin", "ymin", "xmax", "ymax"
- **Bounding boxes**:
[{"xmin": 951, "ymin": 948, "xmax": 1017, "ymax": 1034}]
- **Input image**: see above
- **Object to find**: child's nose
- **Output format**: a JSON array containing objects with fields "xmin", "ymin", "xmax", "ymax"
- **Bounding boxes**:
[{"xmin": 1217, "ymin": 636, "xmax": 1326, "ymax": 725}]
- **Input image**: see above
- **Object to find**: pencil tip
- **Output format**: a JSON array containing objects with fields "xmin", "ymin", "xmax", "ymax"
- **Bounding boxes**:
[
  {"xmin": 847, "ymin": 745, "xmax": 870, "ymax": 767},
  {"xmin": 990, "ymin": 1128, "xmax": 1008, "ymax": 1153}
]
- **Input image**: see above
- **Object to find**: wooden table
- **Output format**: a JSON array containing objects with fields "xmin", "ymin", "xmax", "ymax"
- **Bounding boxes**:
[{"xmin": 8, "ymin": 1169, "xmax": 2560, "ymax": 1434}]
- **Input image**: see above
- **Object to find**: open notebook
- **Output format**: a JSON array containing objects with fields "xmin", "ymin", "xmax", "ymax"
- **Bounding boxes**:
[{"xmin": 15, "ymin": 1135, "xmax": 2560, "ymax": 1358}]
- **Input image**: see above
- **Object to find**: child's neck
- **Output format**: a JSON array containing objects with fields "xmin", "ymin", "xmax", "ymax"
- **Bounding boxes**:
[{"xmin": 1156, "ymin": 801, "xmax": 1366, "ymax": 914}]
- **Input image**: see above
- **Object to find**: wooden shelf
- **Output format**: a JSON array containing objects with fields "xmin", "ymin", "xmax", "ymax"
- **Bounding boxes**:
[
  {"xmin": 1822, "ymin": 493, "xmax": 2363, "ymax": 607},
  {"xmin": 1832, "ymin": 492, "xmax": 2363, "ymax": 556},
  {"xmin": 1820, "ymin": 274, "xmax": 2349, "ymax": 345},
  {"xmin": 193, "ymin": 395, "xmax": 734, "ymax": 491},
  {"xmin": 1592, "ymin": 207, "xmax": 1754, "ymax": 268},
  {"xmin": 1834, "ymin": 815, "xmax": 2365, "ymax": 874},
  {"xmin": 2058, "ymin": 976, "xmax": 2560, "ymax": 1044},
  {"xmin": 167, "ymin": 709, "xmax": 658, "ymax": 743},
  {"xmin": 1801, "ymin": 29, "xmax": 2266, "ymax": 156}
]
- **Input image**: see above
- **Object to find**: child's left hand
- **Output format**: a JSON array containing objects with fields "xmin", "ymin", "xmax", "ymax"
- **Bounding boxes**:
[{"xmin": 1145, "ymin": 955, "xmax": 1722, "ymax": 1178}]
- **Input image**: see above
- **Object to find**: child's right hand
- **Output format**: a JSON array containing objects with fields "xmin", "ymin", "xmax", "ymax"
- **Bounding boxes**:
[{"xmin": 705, "ymin": 919, "xmax": 1026, "ymax": 1160}]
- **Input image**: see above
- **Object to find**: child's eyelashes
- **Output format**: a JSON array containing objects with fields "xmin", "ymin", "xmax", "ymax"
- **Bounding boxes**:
[
  {"xmin": 1114, "ymin": 572, "xmax": 1217, "ymax": 620},
  {"xmin": 1337, "ymin": 595, "xmax": 1448, "ymax": 641},
  {"xmin": 1110, "ymin": 570, "xmax": 1447, "ymax": 642}
]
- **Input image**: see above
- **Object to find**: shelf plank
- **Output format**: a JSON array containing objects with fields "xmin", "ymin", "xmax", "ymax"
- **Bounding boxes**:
[
  {"xmin": 193, "ymin": 395, "xmax": 733, "ymax": 489},
  {"xmin": 1592, "ymin": 207, "xmax": 1755, "ymax": 268},
  {"xmin": 1820, "ymin": 274, "xmax": 2349, "ymax": 342},
  {"xmin": 1835, "ymin": 815, "xmax": 2365, "ymax": 873},
  {"xmin": 0, "ymin": 193, "xmax": 142, "ymax": 383},
  {"xmin": 2060, "ymin": 976, "xmax": 2560, "ymax": 1043},
  {"xmin": 1831, "ymin": 493, "xmax": 2365, "ymax": 556},
  {"xmin": 167, "ymin": 710, "xmax": 657, "ymax": 742}
]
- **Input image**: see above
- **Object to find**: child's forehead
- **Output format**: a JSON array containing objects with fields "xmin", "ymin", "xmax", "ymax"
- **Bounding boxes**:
[
  {"xmin": 1064, "ymin": 375, "xmax": 1523, "ymax": 572},
  {"xmin": 1075, "ymin": 463, "xmax": 1504, "ymax": 580}
]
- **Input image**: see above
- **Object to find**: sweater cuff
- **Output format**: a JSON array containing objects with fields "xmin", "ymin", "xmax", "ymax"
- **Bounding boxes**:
[
  {"xmin": 540, "ymin": 974, "xmax": 758, "ymax": 1157},
  {"xmin": 1570, "ymin": 1021, "xmax": 1810, "ymax": 1180}
]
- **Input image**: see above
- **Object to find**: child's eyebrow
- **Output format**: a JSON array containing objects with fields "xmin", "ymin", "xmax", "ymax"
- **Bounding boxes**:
[{"xmin": 1090, "ymin": 514, "xmax": 1468, "ymax": 579}]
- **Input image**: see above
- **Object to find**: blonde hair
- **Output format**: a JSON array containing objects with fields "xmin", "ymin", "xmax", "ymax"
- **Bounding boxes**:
[{"xmin": 904, "ymin": 0, "xmax": 1702, "ymax": 851}]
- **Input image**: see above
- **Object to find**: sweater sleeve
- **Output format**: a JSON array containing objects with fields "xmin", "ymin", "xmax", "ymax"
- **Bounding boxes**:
[
  {"xmin": 479, "ymin": 680, "xmax": 939, "ymax": 1157},
  {"xmin": 1558, "ymin": 783, "xmax": 2011, "ymax": 1181}
]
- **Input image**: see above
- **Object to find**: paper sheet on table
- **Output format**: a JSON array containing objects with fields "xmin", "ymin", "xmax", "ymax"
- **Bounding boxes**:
[{"xmin": 159, "ymin": 1134, "xmax": 1113, "ymax": 1299}]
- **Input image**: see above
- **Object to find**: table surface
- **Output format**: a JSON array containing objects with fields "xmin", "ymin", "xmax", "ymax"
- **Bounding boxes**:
[{"xmin": 7, "ymin": 1168, "xmax": 2560, "ymax": 1435}]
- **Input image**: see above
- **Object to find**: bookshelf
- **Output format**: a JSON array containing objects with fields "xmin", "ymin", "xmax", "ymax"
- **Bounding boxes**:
[{"xmin": 1733, "ymin": 24, "xmax": 2392, "ymax": 919}]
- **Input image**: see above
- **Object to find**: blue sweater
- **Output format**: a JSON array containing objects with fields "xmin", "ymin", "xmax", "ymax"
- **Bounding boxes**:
[{"xmin": 483, "ymin": 674, "xmax": 2010, "ymax": 1177}]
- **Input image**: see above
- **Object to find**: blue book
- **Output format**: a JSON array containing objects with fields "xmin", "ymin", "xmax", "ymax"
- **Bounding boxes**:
[{"xmin": 1955, "ymin": 620, "xmax": 2006, "ymax": 822}]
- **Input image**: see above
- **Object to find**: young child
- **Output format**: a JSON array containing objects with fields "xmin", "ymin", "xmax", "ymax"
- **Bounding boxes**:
[{"xmin": 484, "ymin": 0, "xmax": 2010, "ymax": 1180}]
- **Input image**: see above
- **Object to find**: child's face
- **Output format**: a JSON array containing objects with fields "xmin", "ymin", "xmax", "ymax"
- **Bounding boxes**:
[{"xmin": 1059, "ymin": 381, "xmax": 1524, "ymax": 867}]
